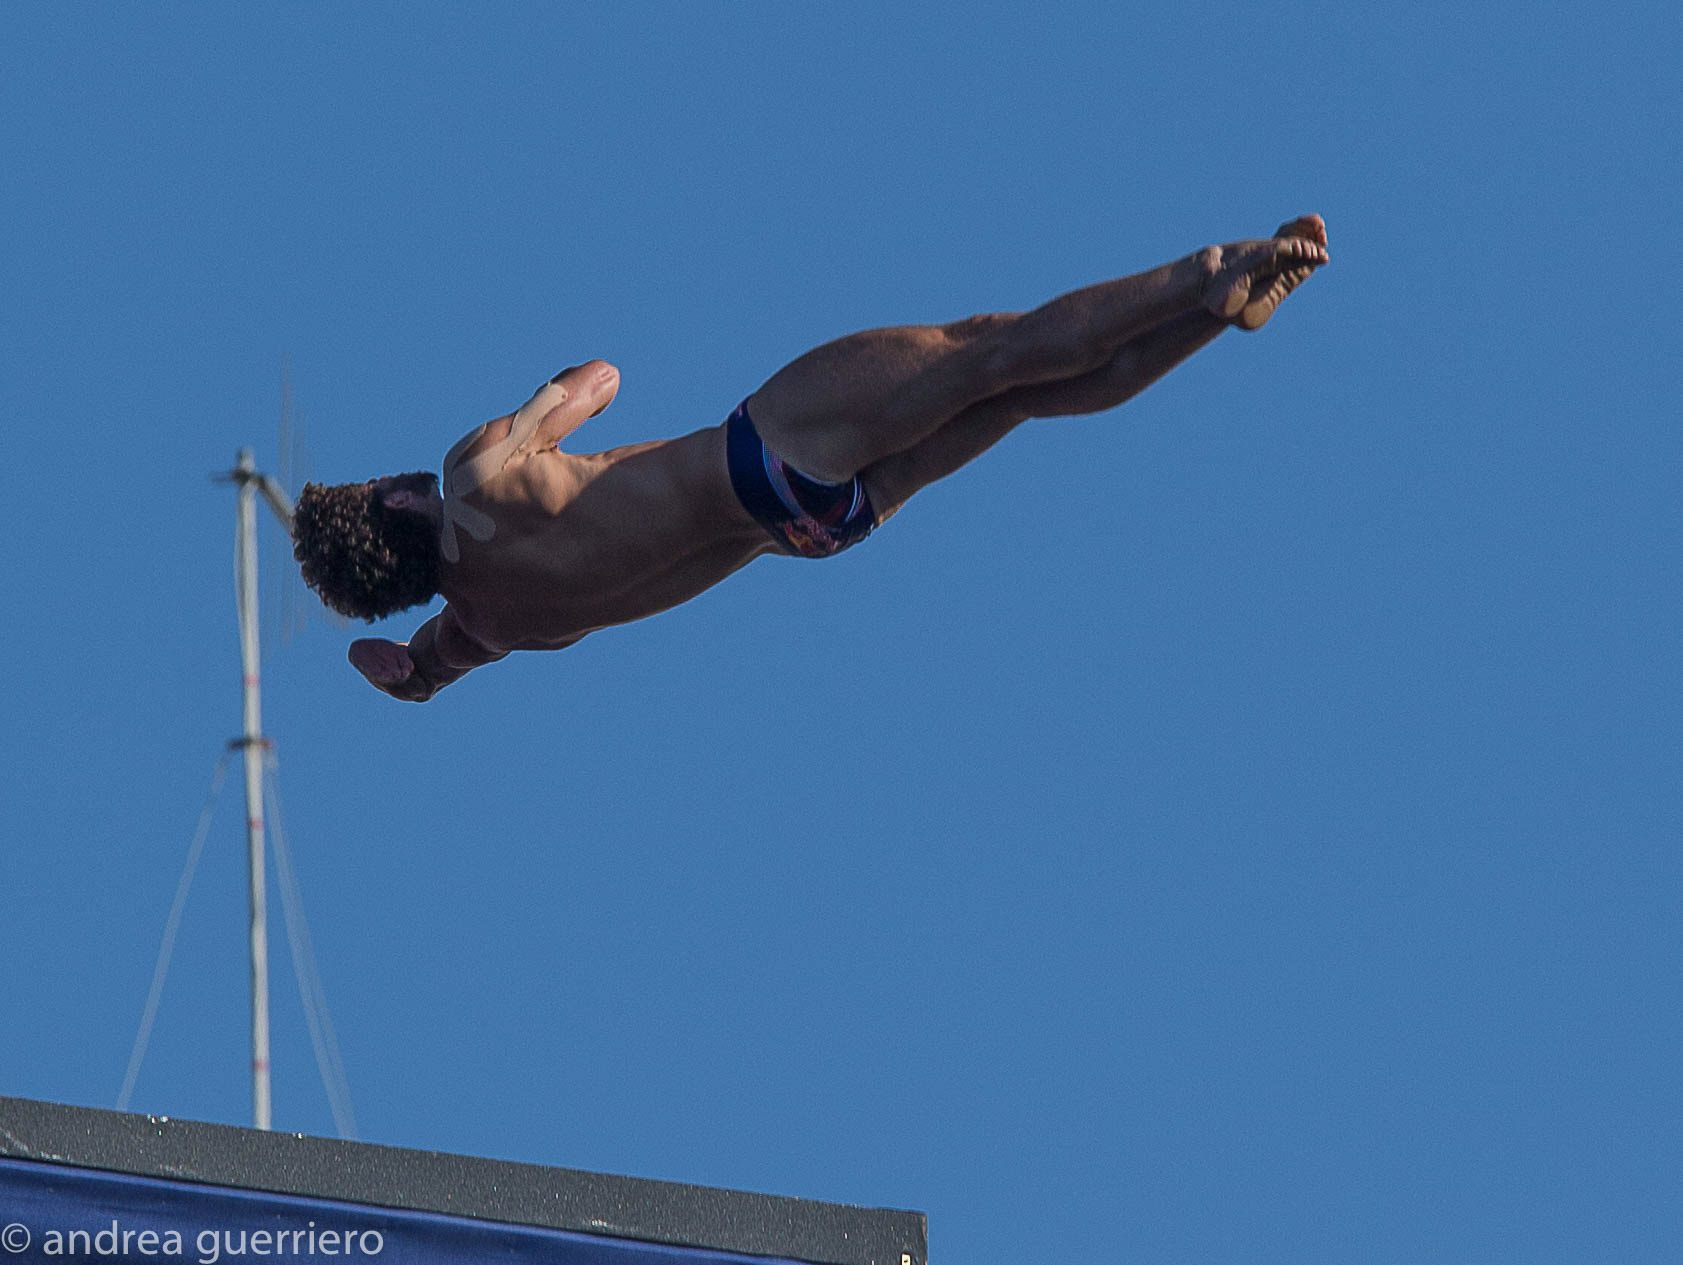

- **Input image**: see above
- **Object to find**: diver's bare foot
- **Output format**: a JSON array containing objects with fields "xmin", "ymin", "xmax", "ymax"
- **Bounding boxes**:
[
  {"xmin": 1274, "ymin": 213, "xmax": 1327, "ymax": 249},
  {"xmin": 1236, "ymin": 214, "xmax": 1327, "ymax": 331},
  {"xmin": 1202, "ymin": 220, "xmax": 1328, "ymax": 328}
]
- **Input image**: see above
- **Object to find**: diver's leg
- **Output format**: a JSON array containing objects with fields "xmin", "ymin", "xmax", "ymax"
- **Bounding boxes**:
[
  {"xmin": 860, "ymin": 308, "xmax": 1229, "ymax": 519},
  {"xmin": 747, "ymin": 231, "xmax": 1325, "ymax": 482}
]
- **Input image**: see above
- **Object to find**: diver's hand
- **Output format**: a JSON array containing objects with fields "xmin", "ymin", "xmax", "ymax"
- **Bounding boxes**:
[{"xmin": 348, "ymin": 638, "xmax": 436, "ymax": 702}]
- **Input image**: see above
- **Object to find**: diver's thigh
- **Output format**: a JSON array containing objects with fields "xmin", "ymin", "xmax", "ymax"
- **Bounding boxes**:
[{"xmin": 747, "ymin": 317, "xmax": 1017, "ymax": 481}]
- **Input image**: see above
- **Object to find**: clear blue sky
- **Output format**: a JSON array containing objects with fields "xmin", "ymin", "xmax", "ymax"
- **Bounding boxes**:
[{"xmin": 4, "ymin": 3, "xmax": 1680, "ymax": 1262}]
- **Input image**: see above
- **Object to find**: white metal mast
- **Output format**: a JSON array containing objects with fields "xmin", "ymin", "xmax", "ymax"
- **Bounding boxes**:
[{"xmin": 226, "ymin": 448, "xmax": 293, "ymax": 1131}]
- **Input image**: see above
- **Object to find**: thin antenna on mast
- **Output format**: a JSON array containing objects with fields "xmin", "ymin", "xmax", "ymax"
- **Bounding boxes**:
[
  {"xmin": 273, "ymin": 365, "xmax": 317, "ymax": 646},
  {"xmin": 277, "ymin": 367, "xmax": 294, "ymax": 649}
]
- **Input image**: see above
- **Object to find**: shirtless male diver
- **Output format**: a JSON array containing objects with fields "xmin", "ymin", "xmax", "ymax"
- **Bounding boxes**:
[{"xmin": 292, "ymin": 215, "xmax": 1329, "ymax": 701}]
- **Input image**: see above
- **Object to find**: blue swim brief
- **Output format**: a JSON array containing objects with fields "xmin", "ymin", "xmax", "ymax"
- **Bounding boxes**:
[{"xmin": 725, "ymin": 400, "xmax": 876, "ymax": 558}]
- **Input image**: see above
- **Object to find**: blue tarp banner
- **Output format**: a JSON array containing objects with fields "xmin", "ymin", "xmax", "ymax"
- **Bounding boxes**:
[{"xmin": 0, "ymin": 1158, "xmax": 801, "ymax": 1265}]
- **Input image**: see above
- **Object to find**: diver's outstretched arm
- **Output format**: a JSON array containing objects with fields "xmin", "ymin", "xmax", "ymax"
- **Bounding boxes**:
[{"xmin": 349, "ymin": 607, "xmax": 506, "ymax": 703}]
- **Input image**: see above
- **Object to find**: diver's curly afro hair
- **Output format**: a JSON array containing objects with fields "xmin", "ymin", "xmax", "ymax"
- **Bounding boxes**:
[{"xmin": 291, "ymin": 476, "xmax": 441, "ymax": 622}]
